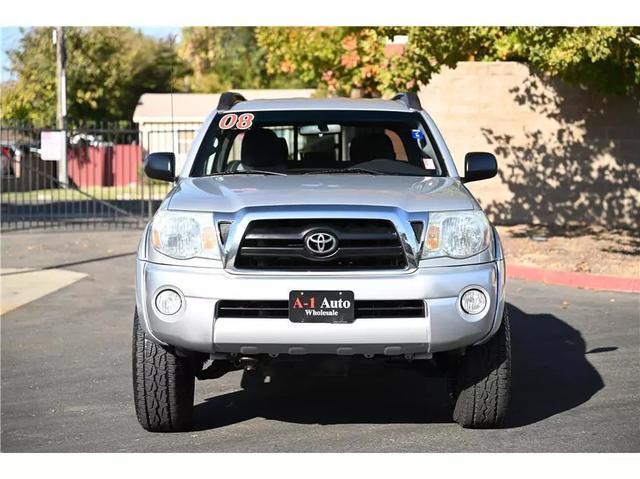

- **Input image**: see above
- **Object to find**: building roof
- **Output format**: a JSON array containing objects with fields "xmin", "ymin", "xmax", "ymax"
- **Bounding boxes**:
[{"xmin": 133, "ymin": 89, "xmax": 316, "ymax": 124}]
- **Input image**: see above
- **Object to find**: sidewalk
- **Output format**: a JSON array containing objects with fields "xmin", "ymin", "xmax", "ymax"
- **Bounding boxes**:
[
  {"xmin": 1, "ymin": 230, "xmax": 139, "ymax": 314},
  {"xmin": 1, "ymin": 267, "xmax": 88, "ymax": 315},
  {"xmin": 497, "ymin": 225, "xmax": 640, "ymax": 293}
]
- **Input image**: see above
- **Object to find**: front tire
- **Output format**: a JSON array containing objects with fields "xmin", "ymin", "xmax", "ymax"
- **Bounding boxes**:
[
  {"xmin": 448, "ymin": 308, "xmax": 511, "ymax": 429},
  {"xmin": 132, "ymin": 309, "xmax": 195, "ymax": 432}
]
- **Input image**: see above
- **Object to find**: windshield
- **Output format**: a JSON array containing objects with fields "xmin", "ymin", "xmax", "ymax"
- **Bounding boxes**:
[{"xmin": 190, "ymin": 110, "xmax": 446, "ymax": 177}]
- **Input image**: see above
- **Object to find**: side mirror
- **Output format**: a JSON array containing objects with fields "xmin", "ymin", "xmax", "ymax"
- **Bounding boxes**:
[
  {"xmin": 144, "ymin": 152, "xmax": 175, "ymax": 182},
  {"xmin": 463, "ymin": 152, "xmax": 497, "ymax": 183}
]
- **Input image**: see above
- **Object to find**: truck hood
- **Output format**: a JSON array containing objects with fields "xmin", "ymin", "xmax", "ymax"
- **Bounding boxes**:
[{"xmin": 167, "ymin": 175, "xmax": 476, "ymax": 213}]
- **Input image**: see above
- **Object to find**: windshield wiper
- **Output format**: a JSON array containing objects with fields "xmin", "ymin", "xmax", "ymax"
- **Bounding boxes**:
[
  {"xmin": 303, "ymin": 167, "xmax": 384, "ymax": 175},
  {"xmin": 212, "ymin": 170, "xmax": 287, "ymax": 177}
]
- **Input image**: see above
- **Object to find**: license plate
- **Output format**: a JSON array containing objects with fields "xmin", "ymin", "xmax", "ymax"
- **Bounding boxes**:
[{"xmin": 289, "ymin": 290, "xmax": 355, "ymax": 323}]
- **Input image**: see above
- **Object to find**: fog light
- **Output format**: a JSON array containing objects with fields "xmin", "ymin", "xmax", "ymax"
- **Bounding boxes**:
[
  {"xmin": 155, "ymin": 289, "xmax": 182, "ymax": 315},
  {"xmin": 460, "ymin": 289, "xmax": 487, "ymax": 315}
]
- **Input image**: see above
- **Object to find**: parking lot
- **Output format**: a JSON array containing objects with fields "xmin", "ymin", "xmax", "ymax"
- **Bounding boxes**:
[{"xmin": 1, "ymin": 230, "xmax": 639, "ymax": 452}]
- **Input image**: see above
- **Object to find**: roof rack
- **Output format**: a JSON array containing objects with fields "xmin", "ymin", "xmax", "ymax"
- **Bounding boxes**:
[
  {"xmin": 217, "ymin": 91, "xmax": 247, "ymax": 111},
  {"xmin": 392, "ymin": 92, "xmax": 422, "ymax": 111}
]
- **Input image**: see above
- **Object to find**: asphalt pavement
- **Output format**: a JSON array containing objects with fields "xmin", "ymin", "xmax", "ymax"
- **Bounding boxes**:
[{"xmin": 1, "ymin": 230, "xmax": 639, "ymax": 452}]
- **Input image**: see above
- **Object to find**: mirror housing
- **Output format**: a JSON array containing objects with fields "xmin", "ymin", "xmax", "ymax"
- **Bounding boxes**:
[
  {"xmin": 299, "ymin": 124, "xmax": 342, "ymax": 135},
  {"xmin": 144, "ymin": 152, "xmax": 175, "ymax": 182},
  {"xmin": 462, "ymin": 152, "xmax": 497, "ymax": 183}
]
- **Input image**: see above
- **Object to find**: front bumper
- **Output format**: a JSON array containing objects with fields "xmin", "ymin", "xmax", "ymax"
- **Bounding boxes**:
[{"xmin": 136, "ymin": 259, "xmax": 505, "ymax": 356}]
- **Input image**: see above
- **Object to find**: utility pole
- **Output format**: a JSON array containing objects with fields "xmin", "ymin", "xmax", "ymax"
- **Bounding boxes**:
[{"xmin": 54, "ymin": 27, "xmax": 68, "ymax": 186}]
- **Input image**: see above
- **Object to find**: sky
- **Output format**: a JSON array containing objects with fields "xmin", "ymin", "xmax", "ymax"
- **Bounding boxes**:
[{"xmin": 0, "ymin": 27, "xmax": 181, "ymax": 82}]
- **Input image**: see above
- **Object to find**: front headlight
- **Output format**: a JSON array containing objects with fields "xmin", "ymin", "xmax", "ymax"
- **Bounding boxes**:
[
  {"xmin": 422, "ymin": 210, "xmax": 490, "ymax": 259},
  {"xmin": 151, "ymin": 210, "xmax": 219, "ymax": 260}
]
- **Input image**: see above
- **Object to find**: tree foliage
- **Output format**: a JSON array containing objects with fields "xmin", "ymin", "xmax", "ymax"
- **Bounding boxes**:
[
  {"xmin": 257, "ymin": 27, "xmax": 640, "ymax": 98},
  {"xmin": 178, "ymin": 27, "xmax": 305, "ymax": 92},
  {"xmin": 3, "ymin": 27, "xmax": 637, "ymax": 125},
  {"xmin": 1, "ymin": 27, "xmax": 180, "ymax": 125},
  {"xmin": 489, "ymin": 27, "xmax": 640, "ymax": 96},
  {"xmin": 256, "ymin": 27, "xmax": 393, "ymax": 97}
]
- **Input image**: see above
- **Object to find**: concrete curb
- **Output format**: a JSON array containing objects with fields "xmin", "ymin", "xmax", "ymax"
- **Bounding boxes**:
[{"xmin": 507, "ymin": 264, "xmax": 640, "ymax": 294}]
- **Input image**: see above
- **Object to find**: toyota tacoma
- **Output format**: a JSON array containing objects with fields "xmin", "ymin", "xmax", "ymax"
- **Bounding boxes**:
[{"xmin": 133, "ymin": 92, "xmax": 510, "ymax": 431}]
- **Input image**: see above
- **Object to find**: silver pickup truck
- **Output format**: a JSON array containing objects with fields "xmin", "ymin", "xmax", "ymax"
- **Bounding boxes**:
[{"xmin": 133, "ymin": 92, "xmax": 510, "ymax": 432}]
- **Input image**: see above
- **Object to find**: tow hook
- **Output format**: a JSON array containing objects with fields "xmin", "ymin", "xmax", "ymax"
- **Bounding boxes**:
[{"xmin": 237, "ymin": 356, "xmax": 258, "ymax": 371}]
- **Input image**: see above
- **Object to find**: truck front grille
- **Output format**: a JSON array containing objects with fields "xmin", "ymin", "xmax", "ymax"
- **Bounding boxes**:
[
  {"xmin": 234, "ymin": 219, "xmax": 407, "ymax": 271},
  {"xmin": 217, "ymin": 300, "xmax": 426, "ymax": 319}
]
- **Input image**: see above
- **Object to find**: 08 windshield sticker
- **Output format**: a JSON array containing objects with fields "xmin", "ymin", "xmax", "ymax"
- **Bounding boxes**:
[{"xmin": 218, "ymin": 112, "xmax": 255, "ymax": 130}]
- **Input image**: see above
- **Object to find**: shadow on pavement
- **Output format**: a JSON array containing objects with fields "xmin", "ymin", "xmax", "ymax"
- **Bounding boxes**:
[
  {"xmin": 0, "ymin": 251, "xmax": 136, "ymax": 276},
  {"xmin": 505, "ymin": 304, "xmax": 605, "ymax": 428},
  {"xmin": 192, "ymin": 369, "xmax": 452, "ymax": 430},
  {"xmin": 192, "ymin": 303, "xmax": 606, "ymax": 431}
]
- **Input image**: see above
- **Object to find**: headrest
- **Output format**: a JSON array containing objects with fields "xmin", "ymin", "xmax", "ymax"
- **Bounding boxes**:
[
  {"xmin": 349, "ymin": 133, "xmax": 396, "ymax": 164},
  {"xmin": 276, "ymin": 137, "xmax": 289, "ymax": 161},
  {"xmin": 241, "ymin": 129, "xmax": 287, "ymax": 169}
]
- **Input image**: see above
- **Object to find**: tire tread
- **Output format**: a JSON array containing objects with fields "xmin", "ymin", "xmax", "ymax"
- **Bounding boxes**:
[
  {"xmin": 450, "ymin": 308, "xmax": 511, "ymax": 428},
  {"xmin": 132, "ymin": 310, "xmax": 194, "ymax": 432}
]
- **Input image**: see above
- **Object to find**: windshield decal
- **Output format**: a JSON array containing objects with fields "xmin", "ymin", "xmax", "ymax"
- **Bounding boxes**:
[
  {"xmin": 218, "ymin": 113, "xmax": 238, "ymax": 130},
  {"xmin": 218, "ymin": 113, "xmax": 255, "ymax": 130},
  {"xmin": 423, "ymin": 157, "xmax": 436, "ymax": 169},
  {"xmin": 411, "ymin": 129, "xmax": 424, "ymax": 140}
]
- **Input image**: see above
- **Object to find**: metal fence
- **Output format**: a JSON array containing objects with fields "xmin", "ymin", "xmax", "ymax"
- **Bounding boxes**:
[{"xmin": 0, "ymin": 122, "xmax": 184, "ymax": 231}]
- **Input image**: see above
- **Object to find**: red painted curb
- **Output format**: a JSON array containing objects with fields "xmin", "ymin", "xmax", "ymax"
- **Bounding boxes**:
[{"xmin": 506, "ymin": 264, "xmax": 640, "ymax": 294}]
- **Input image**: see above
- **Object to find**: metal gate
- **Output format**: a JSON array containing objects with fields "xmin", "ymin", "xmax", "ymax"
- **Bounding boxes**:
[{"xmin": 1, "ymin": 123, "xmax": 174, "ymax": 231}]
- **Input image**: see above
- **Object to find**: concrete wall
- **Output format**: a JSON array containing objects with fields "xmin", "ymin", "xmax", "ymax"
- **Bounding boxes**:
[{"xmin": 419, "ymin": 61, "xmax": 640, "ymax": 229}]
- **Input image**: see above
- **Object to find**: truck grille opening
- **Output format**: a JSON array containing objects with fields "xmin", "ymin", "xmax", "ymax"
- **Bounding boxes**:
[
  {"xmin": 217, "ymin": 300, "xmax": 426, "ymax": 319},
  {"xmin": 234, "ymin": 219, "xmax": 407, "ymax": 271}
]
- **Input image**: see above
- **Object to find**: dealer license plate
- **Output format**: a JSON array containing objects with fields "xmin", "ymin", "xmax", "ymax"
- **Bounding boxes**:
[{"xmin": 288, "ymin": 290, "xmax": 355, "ymax": 323}]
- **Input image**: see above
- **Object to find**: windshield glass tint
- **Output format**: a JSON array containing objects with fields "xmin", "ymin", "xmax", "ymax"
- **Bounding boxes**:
[{"xmin": 191, "ymin": 110, "xmax": 445, "ymax": 177}]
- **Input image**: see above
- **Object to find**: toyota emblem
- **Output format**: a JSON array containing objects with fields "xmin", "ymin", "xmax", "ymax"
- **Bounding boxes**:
[{"xmin": 304, "ymin": 231, "xmax": 338, "ymax": 256}]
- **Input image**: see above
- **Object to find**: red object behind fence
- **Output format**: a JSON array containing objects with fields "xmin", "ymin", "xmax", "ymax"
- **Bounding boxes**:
[{"xmin": 68, "ymin": 144, "xmax": 141, "ymax": 188}]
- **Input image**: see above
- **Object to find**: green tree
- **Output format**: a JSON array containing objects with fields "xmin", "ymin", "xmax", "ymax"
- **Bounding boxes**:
[
  {"xmin": 256, "ymin": 27, "xmax": 508, "ymax": 97},
  {"xmin": 382, "ymin": 27, "xmax": 501, "ymax": 92},
  {"xmin": 489, "ymin": 27, "xmax": 640, "ymax": 96},
  {"xmin": 256, "ymin": 27, "xmax": 392, "ymax": 97},
  {"xmin": 256, "ymin": 27, "xmax": 640, "ymax": 98},
  {"xmin": 395, "ymin": 26, "xmax": 640, "ymax": 96},
  {"xmin": 1, "ymin": 27, "xmax": 181, "ymax": 125},
  {"xmin": 178, "ymin": 27, "xmax": 305, "ymax": 92}
]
